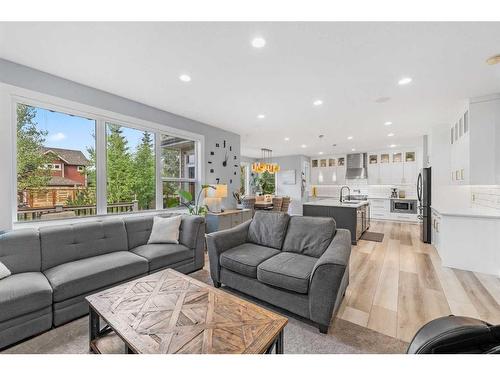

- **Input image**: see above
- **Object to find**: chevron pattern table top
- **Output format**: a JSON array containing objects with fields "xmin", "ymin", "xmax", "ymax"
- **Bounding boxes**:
[{"xmin": 86, "ymin": 269, "xmax": 287, "ymax": 354}]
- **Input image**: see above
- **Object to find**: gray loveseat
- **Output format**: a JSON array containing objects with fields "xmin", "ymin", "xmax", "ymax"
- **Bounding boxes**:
[
  {"xmin": 0, "ymin": 214, "xmax": 205, "ymax": 349},
  {"xmin": 206, "ymin": 211, "xmax": 351, "ymax": 333}
]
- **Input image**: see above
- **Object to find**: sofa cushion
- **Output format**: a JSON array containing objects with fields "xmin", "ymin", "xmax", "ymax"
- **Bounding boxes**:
[
  {"xmin": 282, "ymin": 216, "xmax": 336, "ymax": 258},
  {"xmin": 0, "ymin": 229, "xmax": 41, "ymax": 274},
  {"xmin": 0, "ymin": 272, "xmax": 52, "ymax": 322},
  {"xmin": 220, "ymin": 243, "xmax": 280, "ymax": 278},
  {"xmin": 40, "ymin": 219, "xmax": 128, "ymax": 270},
  {"xmin": 257, "ymin": 252, "xmax": 318, "ymax": 294},
  {"xmin": 247, "ymin": 211, "xmax": 290, "ymax": 250},
  {"xmin": 124, "ymin": 215, "xmax": 203, "ymax": 250},
  {"xmin": 44, "ymin": 251, "xmax": 148, "ymax": 302},
  {"xmin": 131, "ymin": 243, "xmax": 193, "ymax": 272}
]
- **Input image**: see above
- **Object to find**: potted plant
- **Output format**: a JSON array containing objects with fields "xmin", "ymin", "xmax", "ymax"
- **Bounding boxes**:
[
  {"xmin": 233, "ymin": 191, "xmax": 243, "ymax": 209},
  {"xmin": 176, "ymin": 184, "xmax": 215, "ymax": 216}
]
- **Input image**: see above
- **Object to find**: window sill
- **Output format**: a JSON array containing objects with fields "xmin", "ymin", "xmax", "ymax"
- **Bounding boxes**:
[{"xmin": 13, "ymin": 208, "xmax": 190, "ymax": 229}]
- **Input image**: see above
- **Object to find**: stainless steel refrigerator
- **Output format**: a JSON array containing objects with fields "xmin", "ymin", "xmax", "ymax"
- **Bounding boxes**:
[{"xmin": 417, "ymin": 167, "xmax": 431, "ymax": 243}]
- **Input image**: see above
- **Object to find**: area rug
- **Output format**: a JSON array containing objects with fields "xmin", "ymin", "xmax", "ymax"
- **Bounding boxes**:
[
  {"xmin": 360, "ymin": 231, "xmax": 384, "ymax": 242},
  {"xmin": 3, "ymin": 268, "xmax": 406, "ymax": 354}
]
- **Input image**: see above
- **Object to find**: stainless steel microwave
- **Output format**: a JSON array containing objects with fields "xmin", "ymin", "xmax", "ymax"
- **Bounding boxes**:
[{"xmin": 390, "ymin": 199, "xmax": 417, "ymax": 214}]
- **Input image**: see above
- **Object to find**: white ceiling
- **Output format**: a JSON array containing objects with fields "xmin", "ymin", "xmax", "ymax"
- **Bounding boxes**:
[{"xmin": 1, "ymin": 22, "xmax": 500, "ymax": 158}]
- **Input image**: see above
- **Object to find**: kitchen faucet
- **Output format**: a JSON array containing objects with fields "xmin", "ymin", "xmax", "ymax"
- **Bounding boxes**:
[{"xmin": 340, "ymin": 186, "xmax": 351, "ymax": 203}]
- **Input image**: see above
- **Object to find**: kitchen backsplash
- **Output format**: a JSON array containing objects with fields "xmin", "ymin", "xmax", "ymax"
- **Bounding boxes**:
[
  {"xmin": 471, "ymin": 186, "xmax": 500, "ymax": 211},
  {"xmin": 310, "ymin": 180, "xmax": 417, "ymax": 199}
]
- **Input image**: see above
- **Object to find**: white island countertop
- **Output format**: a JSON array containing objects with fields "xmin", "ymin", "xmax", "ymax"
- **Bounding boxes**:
[{"xmin": 303, "ymin": 199, "xmax": 369, "ymax": 208}]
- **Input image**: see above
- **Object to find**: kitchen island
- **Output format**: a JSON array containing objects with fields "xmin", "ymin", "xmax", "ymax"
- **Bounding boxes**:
[{"xmin": 303, "ymin": 199, "xmax": 370, "ymax": 244}]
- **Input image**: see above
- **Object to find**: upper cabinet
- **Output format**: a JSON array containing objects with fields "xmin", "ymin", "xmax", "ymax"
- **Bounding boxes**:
[
  {"xmin": 312, "ymin": 149, "xmax": 417, "ymax": 186},
  {"xmin": 311, "ymin": 155, "xmax": 346, "ymax": 185},
  {"xmin": 450, "ymin": 95, "xmax": 500, "ymax": 185}
]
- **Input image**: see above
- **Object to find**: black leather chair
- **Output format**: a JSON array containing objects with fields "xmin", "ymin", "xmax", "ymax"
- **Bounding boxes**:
[{"xmin": 407, "ymin": 315, "xmax": 500, "ymax": 354}]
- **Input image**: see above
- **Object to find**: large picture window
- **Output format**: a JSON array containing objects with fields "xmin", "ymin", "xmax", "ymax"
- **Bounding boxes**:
[
  {"xmin": 106, "ymin": 123, "xmax": 156, "ymax": 213},
  {"xmin": 16, "ymin": 104, "xmax": 96, "ymax": 221},
  {"xmin": 15, "ymin": 101, "xmax": 200, "ymax": 222},
  {"xmin": 161, "ymin": 134, "xmax": 197, "ymax": 208}
]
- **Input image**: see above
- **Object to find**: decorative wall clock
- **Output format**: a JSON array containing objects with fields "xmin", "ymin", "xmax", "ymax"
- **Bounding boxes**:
[{"xmin": 207, "ymin": 140, "xmax": 238, "ymax": 183}]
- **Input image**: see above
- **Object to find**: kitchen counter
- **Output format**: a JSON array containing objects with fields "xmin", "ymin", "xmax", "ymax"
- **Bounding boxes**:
[
  {"xmin": 303, "ymin": 199, "xmax": 370, "ymax": 244},
  {"xmin": 432, "ymin": 205, "xmax": 500, "ymax": 219},
  {"xmin": 304, "ymin": 199, "xmax": 369, "ymax": 208}
]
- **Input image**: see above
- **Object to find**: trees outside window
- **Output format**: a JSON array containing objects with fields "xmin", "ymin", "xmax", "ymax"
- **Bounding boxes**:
[
  {"xmin": 15, "ymin": 102, "xmax": 199, "ymax": 222},
  {"xmin": 106, "ymin": 123, "xmax": 155, "ymax": 212}
]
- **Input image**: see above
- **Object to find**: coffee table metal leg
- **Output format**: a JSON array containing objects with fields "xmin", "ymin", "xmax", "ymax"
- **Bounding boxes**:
[
  {"xmin": 275, "ymin": 330, "xmax": 284, "ymax": 354},
  {"xmin": 89, "ymin": 306, "xmax": 100, "ymax": 353}
]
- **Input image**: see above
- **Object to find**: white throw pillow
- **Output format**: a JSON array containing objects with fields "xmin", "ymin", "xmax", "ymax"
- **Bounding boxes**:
[
  {"xmin": 0, "ymin": 261, "xmax": 11, "ymax": 280},
  {"xmin": 147, "ymin": 215, "xmax": 182, "ymax": 244}
]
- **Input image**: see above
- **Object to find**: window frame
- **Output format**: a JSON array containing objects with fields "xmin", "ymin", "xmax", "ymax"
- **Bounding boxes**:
[{"xmin": 9, "ymin": 87, "xmax": 205, "ymax": 225}]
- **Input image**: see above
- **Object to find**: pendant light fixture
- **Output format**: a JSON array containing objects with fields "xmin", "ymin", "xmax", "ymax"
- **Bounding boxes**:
[{"xmin": 251, "ymin": 148, "xmax": 280, "ymax": 174}]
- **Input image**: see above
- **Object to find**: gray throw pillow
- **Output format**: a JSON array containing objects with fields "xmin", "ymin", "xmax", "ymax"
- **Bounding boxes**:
[
  {"xmin": 0, "ymin": 261, "xmax": 11, "ymax": 280},
  {"xmin": 247, "ymin": 211, "xmax": 290, "ymax": 250},
  {"xmin": 282, "ymin": 216, "xmax": 336, "ymax": 257}
]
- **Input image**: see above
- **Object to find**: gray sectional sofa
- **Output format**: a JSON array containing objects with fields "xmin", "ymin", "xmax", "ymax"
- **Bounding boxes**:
[
  {"xmin": 206, "ymin": 211, "xmax": 351, "ymax": 333},
  {"xmin": 0, "ymin": 214, "xmax": 205, "ymax": 349}
]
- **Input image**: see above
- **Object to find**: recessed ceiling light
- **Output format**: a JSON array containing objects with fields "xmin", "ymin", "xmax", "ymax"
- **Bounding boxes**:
[
  {"xmin": 486, "ymin": 54, "xmax": 500, "ymax": 65},
  {"xmin": 389, "ymin": 144, "xmax": 396, "ymax": 148},
  {"xmin": 351, "ymin": 148, "xmax": 356, "ymax": 152},
  {"xmin": 398, "ymin": 77, "xmax": 413, "ymax": 85},
  {"xmin": 301, "ymin": 144, "xmax": 307, "ymax": 148},
  {"xmin": 388, "ymin": 133, "xmax": 395, "ymax": 137},
  {"xmin": 313, "ymin": 99, "xmax": 323, "ymax": 106},
  {"xmin": 384, "ymin": 121, "xmax": 393, "ymax": 126},
  {"xmin": 251, "ymin": 37, "xmax": 266, "ymax": 48},
  {"xmin": 347, "ymin": 136, "xmax": 353, "ymax": 140},
  {"xmin": 257, "ymin": 114, "xmax": 266, "ymax": 119},
  {"xmin": 284, "ymin": 137, "xmax": 290, "ymax": 141},
  {"xmin": 179, "ymin": 74, "xmax": 191, "ymax": 82},
  {"xmin": 318, "ymin": 151, "xmax": 324, "ymax": 155}
]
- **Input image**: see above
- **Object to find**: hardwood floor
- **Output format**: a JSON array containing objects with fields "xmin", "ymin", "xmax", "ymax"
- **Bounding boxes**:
[{"xmin": 338, "ymin": 220, "xmax": 500, "ymax": 343}]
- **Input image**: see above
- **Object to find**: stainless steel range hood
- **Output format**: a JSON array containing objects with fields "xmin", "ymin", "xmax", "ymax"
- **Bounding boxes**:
[{"xmin": 346, "ymin": 153, "xmax": 368, "ymax": 179}]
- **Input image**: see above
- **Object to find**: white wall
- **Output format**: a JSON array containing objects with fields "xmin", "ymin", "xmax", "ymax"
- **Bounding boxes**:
[
  {"xmin": 274, "ymin": 155, "xmax": 309, "ymax": 214},
  {"xmin": 0, "ymin": 59, "xmax": 241, "ymax": 230}
]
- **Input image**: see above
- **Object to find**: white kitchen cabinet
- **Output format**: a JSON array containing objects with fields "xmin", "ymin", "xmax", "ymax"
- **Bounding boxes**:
[
  {"xmin": 310, "ymin": 166, "xmax": 320, "ymax": 185},
  {"xmin": 403, "ymin": 161, "xmax": 417, "ymax": 184},
  {"xmin": 449, "ymin": 95, "xmax": 500, "ymax": 185},
  {"xmin": 367, "ymin": 162, "xmax": 380, "ymax": 185},
  {"xmin": 391, "ymin": 160, "xmax": 404, "ymax": 184},
  {"xmin": 369, "ymin": 198, "xmax": 390, "ymax": 219},
  {"xmin": 379, "ymin": 162, "xmax": 392, "ymax": 184},
  {"xmin": 336, "ymin": 165, "xmax": 346, "ymax": 185},
  {"xmin": 431, "ymin": 210, "xmax": 441, "ymax": 252}
]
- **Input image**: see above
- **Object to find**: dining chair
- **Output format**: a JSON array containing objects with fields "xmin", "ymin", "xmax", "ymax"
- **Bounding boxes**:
[
  {"xmin": 281, "ymin": 196, "xmax": 291, "ymax": 213},
  {"xmin": 272, "ymin": 197, "xmax": 283, "ymax": 211},
  {"xmin": 242, "ymin": 197, "xmax": 256, "ymax": 216}
]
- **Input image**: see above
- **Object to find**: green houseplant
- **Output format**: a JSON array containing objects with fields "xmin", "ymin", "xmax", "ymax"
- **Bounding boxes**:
[{"xmin": 177, "ymin": 184, "xmax": 215, "ymax": 216}]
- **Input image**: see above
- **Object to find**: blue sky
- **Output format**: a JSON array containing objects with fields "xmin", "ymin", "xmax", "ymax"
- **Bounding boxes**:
[{"xmin": 34, "ymin": 106, "xmax": 145, "ymax": 159}]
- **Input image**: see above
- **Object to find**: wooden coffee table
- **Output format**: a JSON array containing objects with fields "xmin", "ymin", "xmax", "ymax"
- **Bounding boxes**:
[{"xmin": 85, "ymin": 269, "xmax": 287, "ymax": 354}]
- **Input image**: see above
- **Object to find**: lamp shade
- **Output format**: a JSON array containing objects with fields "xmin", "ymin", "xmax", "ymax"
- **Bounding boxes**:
[{"xmin": 206, "ymin": 184, "xmax": 228, "ymax": 198}]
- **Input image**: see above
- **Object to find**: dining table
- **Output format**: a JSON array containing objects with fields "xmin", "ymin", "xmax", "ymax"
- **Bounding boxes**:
[{"xmin": 254, "ymin": 201, "xmax": 274, "ymax": 210}]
